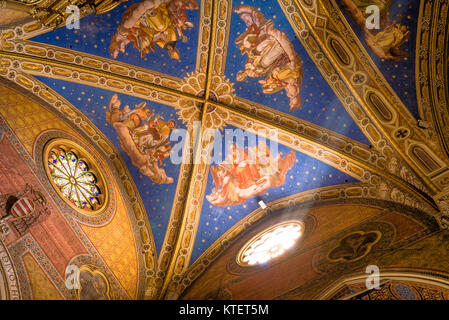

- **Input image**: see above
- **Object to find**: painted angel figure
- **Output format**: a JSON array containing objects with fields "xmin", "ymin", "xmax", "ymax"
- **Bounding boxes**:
[
  {"xmin": 365, "ymin": 19, "xmax": 410, "ymax": 61},
  {"xmin": 339, "ymin": 0, "xmax": 392, "ymax": 29},
  {"xmin": 250, "ymin": 141, "xmax": 295, "ymax": 189},
  {"xmin": 106, "ymin": 94, "xmax": 174, "ymax": 184},
  {"xmin": 109, "ymin": 0, "xmax": 198, "ymax": 60},
  {"xmin": 339, "ymin": 0, "xmax": 410, "ymax": 61},
  {"xmin": 233, "ymin": 5, "xmax": 303, "ymax": 112},
  {"xmin": 206, "ymin": 144, "xmax": 260, "ymax": 207},
  {"xmin": 206, "ymin": 142, "xmax": 296, "ymax": 206}
]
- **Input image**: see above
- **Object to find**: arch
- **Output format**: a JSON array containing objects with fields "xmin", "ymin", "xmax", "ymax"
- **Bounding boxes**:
[
  {"xmin": 0, "ymin": 78, "xmax": 156, "ymax": 299},
  {"xmin": 316, "ymin": 269, "xmax": 449, "ymax": 300},
  {"xmin": 178, "ymin": 183, "xmax": 440, "ymax": 298},
  {"xmin": 0, "ymin": 240, "xmax": 20, "ymax": 300}
]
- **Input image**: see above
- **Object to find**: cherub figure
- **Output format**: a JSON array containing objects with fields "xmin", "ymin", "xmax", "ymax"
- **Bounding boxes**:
[
  {"xmin": 107, "ymin": 94, "xmax": 153, "ymax": 131},
  {"xmin": 340, "ymin": 0, "xmax": 392, "ymax": 29},
  {"xmin": 250, "ymin": 141, "xmax": 295, "ymax": 189},
  {"xmin": 339, "ymin": 0, "xmax": 410, "ymax": 61},
  {"xmin": 206, "ymin": 142, "xmax": 296, "ymax": 206},
  {"xmin": 106, "ymin": 94, "xmax": 175, "ymax": 184},
  {"xmin": 207, "ymin": 163, "xmax": 241, "ymax": 206},
  {"xmin": 233, "ymin": 5, "xmax": 303, "ymax": 112},
  {"xmin": 365, "ymin": 21, "xmax": 410, "ymax": 61},
  {"xmin": 109, "ymin": 0, "xmax": 198, "ymax": 60}
]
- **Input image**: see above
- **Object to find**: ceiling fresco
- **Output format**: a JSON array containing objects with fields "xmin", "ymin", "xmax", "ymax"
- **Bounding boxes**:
[
  {"xmin": 223, "ymin": 2, "xmax": 369, "ymax": 143},
  {"xmin": 25, "ymin": 0, "xmax": 377, "ymax": 261},
  {"xmin": 2, "ymin": 0, "xmax": 449, "ymax": 301},
  {"xmin": 190, "ymin": 126, "xmax": 358, "ymax": 264},
  {"xmin": 28, "ymin": 0, "xmax": 371, "ymax": 144},
  {"xmin": 35, "ymin": 76, "xmax": 183, "ymax": 253},
  {"xmin": 336, "ymin": 0, "xmax": 419, "ymax": 119},
  {"xmin": 30, "ymin": 0, "xmax": 200, "ymax": 79}
]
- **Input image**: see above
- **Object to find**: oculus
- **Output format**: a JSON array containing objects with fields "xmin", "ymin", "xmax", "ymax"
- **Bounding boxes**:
[
  {"xmin": 44, "ymin": 140, "xmax": 107, "ymax": 214},
  {"xmin": 237, "ymin": 221, "xmax": 303, "ymax": 266}
]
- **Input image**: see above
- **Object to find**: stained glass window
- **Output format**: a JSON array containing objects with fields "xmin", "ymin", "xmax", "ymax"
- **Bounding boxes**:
[
  {"xmin": 238, "ymin": 221, "xmax": 303, "ymax": 266},
  {"xmin": 47, "ymin": 147, "xmax": 102, "ymax": 211}
]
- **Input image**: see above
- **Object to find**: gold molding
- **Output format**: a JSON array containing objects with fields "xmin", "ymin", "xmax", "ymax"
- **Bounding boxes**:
[
  {"xmin": 1, "ymin": 0, "xmax": 447, "ymax": 300},
  {"xmin": 43, "ymin": 137, "xmax": 111, "ymax": 216},
  {"xmin": 0, "ymin": 42, "xmax": 201, "ymax": 103},
  {"xmin": 316, "ymin": 269, "xmax": 449, "ymax": 300},
  {"xmin": 177, "ymin": 182, "xmax": 436, "ymax": 297},
  {"xmin": 279, "ymin": 0, "xmax": 449, "ymax": 194},
  {"xmin": 159, "ymin": 1, "xmax": 219, "ymax": 298},
  {"xmin": 0, "ymin": 73, "xmax": 157, "ymax": 299},
  {"xmin": 0, "ymin": 37, "xmax": 433, "ymax": 201},
  {"xmin": 416, "ymin": 1, "xmax": 449, "ymax": 159},
  {"xmin": 212, "ymin": 99, "xmax": 438, "ymax": 212}
]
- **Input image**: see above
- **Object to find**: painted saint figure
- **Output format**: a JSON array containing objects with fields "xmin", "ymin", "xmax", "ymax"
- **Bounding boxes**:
[
  {"xmin": 109, "ymin": 0, "xmax": 198, "ymax": 60},
  {"xmin": 233, "ymin": 5, "xmax": 303, "ymax": 112},
  {"xmin": 340, "ymin": 0, "xmax": 392, "ymax": 28},
  {"xmin": 106, "ymin": 94, "xmax": 175, "ymax": 184},
  {"xmin": 206, "ymin": 141, "xmax": 295, "ymax": 206},
  {"xmin": 365, "ymin": 19, "xmax": 410, "ymax": 61},
  {"xmin": 339, "ymin": 0, "xmax": 410, "ymax": 61}
]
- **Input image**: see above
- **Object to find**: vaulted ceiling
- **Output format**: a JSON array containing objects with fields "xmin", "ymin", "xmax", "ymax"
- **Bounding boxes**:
[{"xmin": 1, "ymin": 0, "xmax": 449, "ymax": 300}]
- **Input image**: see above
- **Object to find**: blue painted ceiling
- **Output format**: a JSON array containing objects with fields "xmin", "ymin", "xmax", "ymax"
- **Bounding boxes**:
[{"xmin": 27, "ymin": 0, "xmax": 420, "ymax": 260}]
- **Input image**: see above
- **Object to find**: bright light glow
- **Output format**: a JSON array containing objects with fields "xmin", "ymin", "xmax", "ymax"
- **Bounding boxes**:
[{"xmin": 238, "ymin": 221, "xmax": 303, "ymax": 266}]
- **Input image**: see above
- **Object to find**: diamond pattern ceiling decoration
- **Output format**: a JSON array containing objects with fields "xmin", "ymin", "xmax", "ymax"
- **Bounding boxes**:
[
  {"xmin": 23, "ymin": 0, "xmax": 375, "ymax": 259},
  {"xmin": 2, "ymin": 0, "xmax": 449, "ymax": 300}
]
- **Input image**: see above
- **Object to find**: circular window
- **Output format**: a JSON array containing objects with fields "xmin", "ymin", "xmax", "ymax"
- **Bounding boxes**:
[
  {"xmin": 44, "ymin": 140, "xmax": 108, "ymax": 215},
  {"xmin": 237, "ymin": 221, "xmax": 304, "ymax": 267}
]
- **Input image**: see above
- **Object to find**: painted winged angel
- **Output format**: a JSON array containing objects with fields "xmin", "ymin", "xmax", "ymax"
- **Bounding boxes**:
[
  {"xmin": 206, "ymin": 142, "xmax": 296, "ymax": 206},
  {"xmin": 340, "ymin": 0, "xmax": 392, "ymax": 29},
  {"xmin": 106, "ymin": 94, "xmax": 174, "ymax": 184},
  {"xmin": 339, "ymin": 0, "xmax": 410, "ymax": 61},
  {"xmin": 364, "ymin": 16, "xmax": 410, "ymax": 61},
  {"xmin": 109, "ymin": 0, "xmax": 199, "ymax": 60},
  {"xmin": 233, "ymin": 5, "xmax": 304, "ymax": 112}
]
